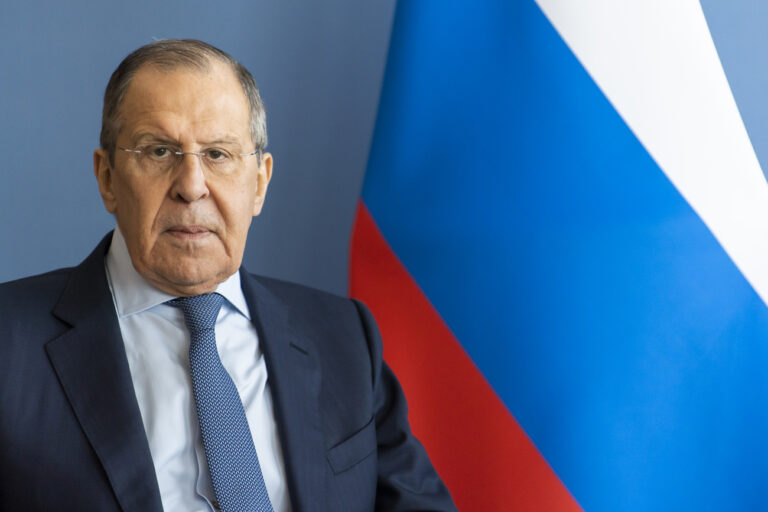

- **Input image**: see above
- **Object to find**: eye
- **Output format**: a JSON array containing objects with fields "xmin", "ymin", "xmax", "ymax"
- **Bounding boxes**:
[
  {"xmin": 205, "ymin": 148, "xmax": 231, "ymax": 162},
  {"xmin": 145, "ymin": 145, "xmax": 174, "ymax": 159}
]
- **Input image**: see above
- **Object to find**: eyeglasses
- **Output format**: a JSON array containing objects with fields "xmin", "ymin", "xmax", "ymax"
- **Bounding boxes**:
[{"xmin": 117, "ymin": 144, "xmax": 262, "ymax": 176}]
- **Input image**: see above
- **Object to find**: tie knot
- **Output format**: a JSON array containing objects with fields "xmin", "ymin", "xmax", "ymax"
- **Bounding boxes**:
[{"xmin": 168, "ymin": 293, "xmax": 225, "ymax": 332}]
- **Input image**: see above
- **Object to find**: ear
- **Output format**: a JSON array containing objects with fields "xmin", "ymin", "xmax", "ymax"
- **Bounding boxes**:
[
  {"xmin": 252, "ymin": 152, "xmax": 273, "ymax": 216},
  {"xmin": 94, "ymin": 148, "xmax": 117, "ymax": 214}
]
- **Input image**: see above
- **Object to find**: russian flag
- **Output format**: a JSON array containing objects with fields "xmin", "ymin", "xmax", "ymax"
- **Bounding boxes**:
[{"xmin": 351, "ymin": 1, "xmax": 768, "ymax": 511}]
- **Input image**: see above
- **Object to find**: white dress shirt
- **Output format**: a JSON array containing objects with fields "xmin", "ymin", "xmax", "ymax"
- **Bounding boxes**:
[{"xmin": 104, "ymin": 227, "xmax": 291, "ymax": 512}]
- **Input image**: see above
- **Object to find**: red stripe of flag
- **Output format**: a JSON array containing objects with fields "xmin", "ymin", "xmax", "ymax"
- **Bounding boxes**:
[{"xmin": 350, "ymin": 201, "xmax": 582, "ymax": 511}]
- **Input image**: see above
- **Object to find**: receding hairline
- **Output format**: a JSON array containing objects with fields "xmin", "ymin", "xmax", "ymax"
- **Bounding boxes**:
[
  {"xmin": 110, "ymin": 58, "xmax": 244, "ymax": 136},
  {"xmin": 100, "ymin": 39, "xmax": 268, "ymax": 161}
]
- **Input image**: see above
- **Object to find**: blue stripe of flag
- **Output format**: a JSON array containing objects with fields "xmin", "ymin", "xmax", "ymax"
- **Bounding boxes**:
[{"xmin": 362, "ymin": 1, "xmax": 768, "ymax": 509}]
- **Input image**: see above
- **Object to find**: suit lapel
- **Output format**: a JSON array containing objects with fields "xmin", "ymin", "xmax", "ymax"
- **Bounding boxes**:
[
  {"xmin": 45, "ymin": 234, "xmax": 163, "ymax": 512},
  {"xmin": 43, "ymin": 235, "xmax": 326, "ymax": 512},
  {"xmin": 241, "ymin": 271, "xmax": 327, "ymax": 512}
]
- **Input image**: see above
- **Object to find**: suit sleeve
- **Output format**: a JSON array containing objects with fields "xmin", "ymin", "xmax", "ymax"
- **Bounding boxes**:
[{"xmin": 351, "ymin": 299, "xmax": 458, "ymax": 511}]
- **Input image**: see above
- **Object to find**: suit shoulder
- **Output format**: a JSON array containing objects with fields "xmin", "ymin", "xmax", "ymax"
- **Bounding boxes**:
[
  {"xmin": 248, "ymin": 273, "xmax": 357, "ymax": 310},
  {"xmin": 244, "ymin": 272, "xmax": 376, "ymax": 354},
  {"xmin": 0, "ymin": 267, "xmax": 74, "ymax": 316},
  {"xmin": 0, "ymin": 266, "xmax": 73, "ymax": 294}
]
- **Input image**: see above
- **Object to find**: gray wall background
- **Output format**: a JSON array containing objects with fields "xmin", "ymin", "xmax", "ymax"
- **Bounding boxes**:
[
  {"xmin": 699, "ymin": 0, "xmax": 768, "ymax": 181},
  {"xmin": 5, "ymin": 1, "xmax": 768, "ymax": 298},
  {"xmin": 0, "ymin": 0, "xmax": 396, "ymax": 296}
]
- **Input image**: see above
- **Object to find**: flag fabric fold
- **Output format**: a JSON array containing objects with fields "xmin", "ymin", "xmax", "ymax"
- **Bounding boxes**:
[{"xmin": 351, "ymin": 1, "xmax": 768, "ymax": 510}]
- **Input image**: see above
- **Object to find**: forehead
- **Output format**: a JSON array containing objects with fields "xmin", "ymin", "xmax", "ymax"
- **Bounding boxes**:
[{"xmin": 118, "ymin": 61, "xmax": 251, "ymax": 142}]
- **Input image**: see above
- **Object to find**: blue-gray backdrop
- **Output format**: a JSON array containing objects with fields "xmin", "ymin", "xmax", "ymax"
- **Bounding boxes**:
[
  {"xmin": 3, "ymin": 1, "xmax": 768, "ymax": 298},
  {"xmin": 0, "ymin": 0, "xmax": 395, "ymax": 296}
]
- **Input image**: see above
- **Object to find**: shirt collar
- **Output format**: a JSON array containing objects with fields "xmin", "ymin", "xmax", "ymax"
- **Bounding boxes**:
[{"xmin": 105, "ymin": 226, "xmax": 251, "ymax": 320}]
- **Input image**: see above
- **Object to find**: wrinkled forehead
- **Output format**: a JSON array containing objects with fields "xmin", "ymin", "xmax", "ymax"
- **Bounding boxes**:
[{"xmin": 118, "ymin": 61, "xmax": 251, "ymax": 143}]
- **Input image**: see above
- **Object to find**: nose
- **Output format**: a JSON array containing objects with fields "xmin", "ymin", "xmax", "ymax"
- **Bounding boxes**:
[{"xmin": 170, "ymin": 153, "xmax": 209, "ymax": 202}]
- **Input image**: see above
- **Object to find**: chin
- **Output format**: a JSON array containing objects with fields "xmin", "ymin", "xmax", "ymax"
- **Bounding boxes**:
[
  {"xmin": 142, "ymin": 259, "xmax": 235, "ymax": 295},
  {"xmin": 172, "ymin": 264, "xmax": 230, "ymax": 286}
]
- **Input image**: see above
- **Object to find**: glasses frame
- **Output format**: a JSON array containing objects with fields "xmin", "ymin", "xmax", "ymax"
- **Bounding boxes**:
[{"xmin": 116, "ymin": 144, "xmax": 263, "ymax": 174}]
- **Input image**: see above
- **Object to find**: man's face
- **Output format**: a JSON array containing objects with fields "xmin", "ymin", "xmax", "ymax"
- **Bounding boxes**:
[{"xmin": 94, "ymin": 61, "xmax": 272, "ymax": 296}]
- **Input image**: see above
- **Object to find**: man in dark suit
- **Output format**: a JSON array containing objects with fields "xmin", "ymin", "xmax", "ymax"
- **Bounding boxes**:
[{"xmin": 0, "ymin": 39, "xmax": 455, "ymax": 511}]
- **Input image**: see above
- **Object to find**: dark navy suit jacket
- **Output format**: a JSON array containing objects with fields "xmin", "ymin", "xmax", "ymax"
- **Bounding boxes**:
[{"xmin": 0, "ymin": 234, "xmax": 456, "ymax": 511}]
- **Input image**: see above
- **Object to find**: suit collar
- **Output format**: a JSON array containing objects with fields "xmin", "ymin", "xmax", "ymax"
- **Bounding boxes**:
[
  {"xmin": 47, "ymin": 232, "xmax": 164, "ymax": 512},
  {"xmin": 240, "ymin": 270, "xmax": 327, "ymax": 512}
]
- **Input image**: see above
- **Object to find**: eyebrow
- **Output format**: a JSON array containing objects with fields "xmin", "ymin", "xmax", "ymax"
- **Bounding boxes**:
[
  {"xmin": 131, "ymin": 132, "xmax": 177, "ymax": 145},
  {"xmin": 204, "ymin": 136, "xmax": 241, "ymax": 146},
  {"xmin": 131, "ymin": 132, "xmax": 243, "ymax": 148}
]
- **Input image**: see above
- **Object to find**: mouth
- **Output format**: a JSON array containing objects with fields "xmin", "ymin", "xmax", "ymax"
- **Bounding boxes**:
[{"xmin": 165, "ymin": 225, "xmax": 213, "ymax": 240}]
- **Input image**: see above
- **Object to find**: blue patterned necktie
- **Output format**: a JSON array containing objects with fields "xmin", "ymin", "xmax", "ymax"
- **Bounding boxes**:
[{"xmin": 168, "ymin": 293, "xmax": 274, "ymax": 512}]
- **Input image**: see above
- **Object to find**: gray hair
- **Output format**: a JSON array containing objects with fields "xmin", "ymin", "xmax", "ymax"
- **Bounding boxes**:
[{"xmin": 100, "ymin": 39, "xmax": 267, "ymax": 160}]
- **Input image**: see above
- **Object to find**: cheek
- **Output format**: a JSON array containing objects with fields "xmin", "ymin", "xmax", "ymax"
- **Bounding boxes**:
[
  {"xmin": 218, "ymin": 186, "xmax": 257, "ymax": 238},
  {"xmin": 113, "ymin": 176, "xmax": 168, "ymax": 239}
]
